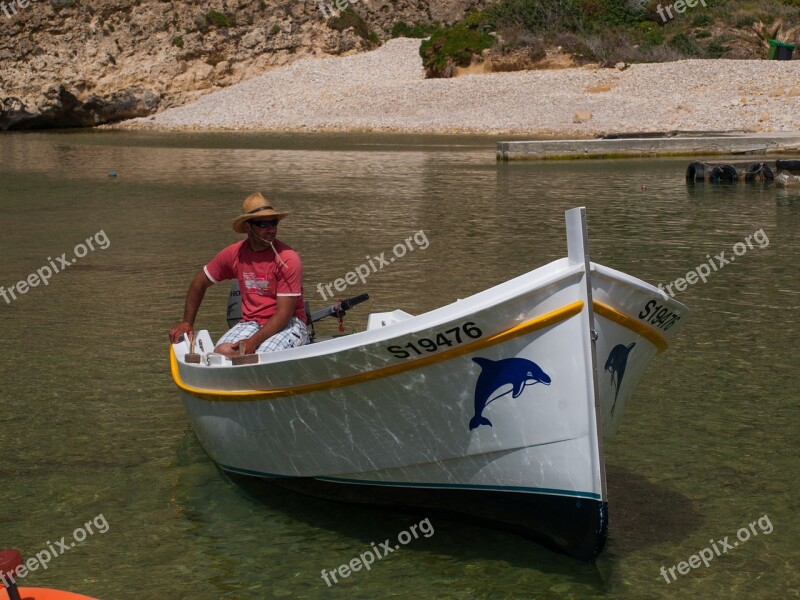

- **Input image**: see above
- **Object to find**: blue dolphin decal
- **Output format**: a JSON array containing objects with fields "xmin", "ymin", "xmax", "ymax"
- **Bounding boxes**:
[
  {"xmin": 469, "ymin": 357, "xmax": 552, "ymax": 430},
  {"xmin": 604, "ymin": 343, "xmax": 635, "ymax": 415}
]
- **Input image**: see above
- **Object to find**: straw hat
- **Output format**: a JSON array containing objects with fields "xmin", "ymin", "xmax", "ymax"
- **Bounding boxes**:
[{"xmin": 232, "ymin": 193, "xmax": 288, "ymax": 233}]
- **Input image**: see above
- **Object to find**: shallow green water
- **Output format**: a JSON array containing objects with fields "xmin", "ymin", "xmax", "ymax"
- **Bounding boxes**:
[{"xmin": 0, "ymin": 131, "xmax": 797, "ymax": 599}]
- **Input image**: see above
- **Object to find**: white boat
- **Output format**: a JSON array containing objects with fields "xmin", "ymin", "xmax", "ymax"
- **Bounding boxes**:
[{"xmin": 169, "ymin": 207, "xmax": 688, "ymax": 561}]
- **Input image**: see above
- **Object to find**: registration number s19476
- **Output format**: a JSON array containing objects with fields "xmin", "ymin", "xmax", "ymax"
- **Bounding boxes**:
[
  {"xmin": 638, "ymin": 300, "xmax": 681, "ymax": 331},
  {"xmin": 387, "ymin": 322, "xmax": 483, "ymax": 359}
]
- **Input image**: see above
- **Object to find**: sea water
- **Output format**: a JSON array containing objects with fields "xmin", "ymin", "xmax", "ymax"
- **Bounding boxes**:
[{"xmin": 0, "ymin": 131, "xmax": 797, "ymax": 599}]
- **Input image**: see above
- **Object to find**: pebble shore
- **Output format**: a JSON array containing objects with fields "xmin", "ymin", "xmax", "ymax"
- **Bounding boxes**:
[{"xmin": 119, "ymin": 38, "xmax": 800, "ymax": 135}]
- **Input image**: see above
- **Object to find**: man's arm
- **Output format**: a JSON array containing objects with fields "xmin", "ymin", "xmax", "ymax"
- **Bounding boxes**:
[{"xmin": 168, "ymin": 270, "xmax": 215, "ymax": 343}]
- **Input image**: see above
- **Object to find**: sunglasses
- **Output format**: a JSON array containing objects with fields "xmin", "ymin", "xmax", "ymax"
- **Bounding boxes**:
[{"xmin": 249, "ymin": 219, "xmax": 279, "ymax": 228}]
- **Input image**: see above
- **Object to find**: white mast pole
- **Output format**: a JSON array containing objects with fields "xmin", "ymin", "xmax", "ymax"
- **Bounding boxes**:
[{"xmin": 565, "ymin": 207, "xmax": 608, "ymax": 501}]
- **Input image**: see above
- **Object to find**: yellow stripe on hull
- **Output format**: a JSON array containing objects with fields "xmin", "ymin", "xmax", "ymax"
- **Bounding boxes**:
[
  {"xmin": 171, "ymin": 301, "xmax": 584, "ymax": 402},
  {"xmin": 170, "ymin": 299, "xmax": 668, "ymax": 402},
  {"xmin": 592, "ymin": 301, "xmax": 669, "ymax": 353}
]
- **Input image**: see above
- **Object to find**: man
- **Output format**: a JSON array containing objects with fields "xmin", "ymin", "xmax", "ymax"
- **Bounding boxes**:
[{"xmin": 169, "ymin": 192, "xmax": 308, "ymax": 358}]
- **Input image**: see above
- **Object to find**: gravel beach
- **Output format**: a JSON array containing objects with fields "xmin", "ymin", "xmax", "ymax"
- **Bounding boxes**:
[{"xmin": 119, "ymin": 38, "xmax": 800, "ymax": 135}]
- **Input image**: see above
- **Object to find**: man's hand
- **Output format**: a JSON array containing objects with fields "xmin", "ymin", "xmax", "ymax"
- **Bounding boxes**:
[
  {"xmin": 214, "ymin": 342, "xmax": 238, "ymax": 359},
  {"xmin": 236, "ymin": 338, "xmax": 259, "ymax": 355},
  {"xmin": 214, "ymin": 338, "xmax": 257, "ymax": 358},
  {"xmin": 169, "ymin": 321, "xmax": 193, "ymax": 344}
]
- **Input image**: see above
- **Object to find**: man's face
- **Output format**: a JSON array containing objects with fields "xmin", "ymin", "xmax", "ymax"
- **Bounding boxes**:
[{"xmin": 247, "ymin": 218, "xmax": 279, "ymax": 244}]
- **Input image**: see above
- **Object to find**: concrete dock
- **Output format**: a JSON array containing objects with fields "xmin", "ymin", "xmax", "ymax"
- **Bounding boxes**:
[{"xmin": 496, "ymin": 133, "xmax": 800, "ymax": 161}]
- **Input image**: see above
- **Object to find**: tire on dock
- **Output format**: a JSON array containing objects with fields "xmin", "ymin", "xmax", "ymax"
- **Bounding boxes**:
[
  {"xmin": 744, "ymin": 162, "xmax": 774, "ymax": 182},
  {"xmin": 710, "ymin": 164, "xmax": 739, "ymax": 183},
  {"xmin": 686, "ymin": 161, "xmax": 707, "ymax": 183},
  {"xmin": 775, "ymin": 160, "xmax": 800, "ymax": 174}
]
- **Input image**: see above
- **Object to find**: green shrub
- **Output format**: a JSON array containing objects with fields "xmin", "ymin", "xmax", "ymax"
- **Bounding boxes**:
[
  {"xmin": 391, "ymin": 22, "xmax": 437, "ymax": 38},
  {"xmin": 171, "ymin": 35, "xmax": 184, "ymax": 48},
  {"xmin": 592, "ymin": 0, "xmax": 647, "ymax": 27},
  {"xmin": 578, "ymin": 0, "xmax": 605, "ymax": 19},
  {"xmin": 485, "ymin": 0, "xmax": 585, "ymax": 34},
  {"xmin": 706, "ymin": 38, "xmax": 730, "ymax": 57},
  {"xmin": 484, "ymin": 0, "xmax": 647, "ymax": 36},
  {"xmin": 692, "ymin": 13, "xmax": 713, "ymax": 26},
  {"xmin": 553, "ymin": 31, "xmax": 597, "ymax": 61},
  {"xmin": 328, "ymin": 8, "xmax": 378, "ymax": 43},
  {"xmin": 420, "ymin": 22, "xmax": 495, "ymax": 77},
  {"xmin": 272, "ymin": 24, "xmax": 281, "ymax": 34},
  {"xmin": 634, "ymin": 20, "xmax": 657, "ymax": 32},
  {"xmin": 205, "ymin": 10, "xmax": 231, "ymax": 27},
  {"xmin": 637, "ymin": 20, "xmax": 665, "ymax": 46},
  {"xmin": 694, "ymin": 29, "xmax": 712, "ymax": 38},
  {"xmin": 669, "ymin": 31, "xmax": 700, "ymax": 56}
]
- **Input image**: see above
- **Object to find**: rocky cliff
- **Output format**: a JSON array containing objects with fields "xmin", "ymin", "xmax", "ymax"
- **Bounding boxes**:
[{"xmin": 0, "ymin": 0, "xmax": 480, "ymax": 129}]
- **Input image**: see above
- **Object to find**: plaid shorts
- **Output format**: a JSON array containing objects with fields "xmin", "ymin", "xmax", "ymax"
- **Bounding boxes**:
[{"xmin": 217, "ymin": 317, "xmax": 308, "ymax": 353}]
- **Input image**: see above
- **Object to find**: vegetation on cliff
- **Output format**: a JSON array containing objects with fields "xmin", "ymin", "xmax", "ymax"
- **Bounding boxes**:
[
  {"xmin": 327, "ymin": 8, "xmax": 380, "ymax": 46},
  {"xmin": 408, "ymin": 0, "xmax": 800, "ymax": 77}
]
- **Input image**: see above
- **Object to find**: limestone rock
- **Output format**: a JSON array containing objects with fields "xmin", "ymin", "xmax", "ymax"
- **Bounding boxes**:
[
  {"xmin": 0, "ymin": 86, "xmax": 160, "ymax": 129},
  {"xmin": 241, "ymin": 29, "xmax": 265, "ymax": 49},
  {"xmin": 0, "ymin": 0, "xmax": 489, "ymax": 129}
]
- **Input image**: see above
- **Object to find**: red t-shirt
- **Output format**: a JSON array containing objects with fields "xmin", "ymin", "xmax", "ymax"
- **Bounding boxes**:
[{"xmin": 204, "ymin": 239, "xmax": 306, "ymax": 325}]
